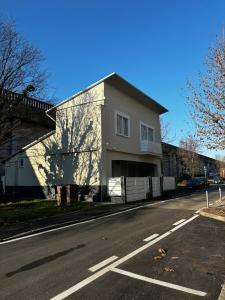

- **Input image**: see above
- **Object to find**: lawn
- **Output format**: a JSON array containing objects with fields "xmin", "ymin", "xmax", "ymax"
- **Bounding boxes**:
[{"xmin": 0, "ymin": 199, "xmax": 97, "ymax": 224}]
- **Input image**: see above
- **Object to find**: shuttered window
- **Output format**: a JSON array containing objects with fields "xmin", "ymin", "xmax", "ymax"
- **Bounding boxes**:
[{"xmin": 116, "ymin": 112, "xmax": 130, "ymax": 137}]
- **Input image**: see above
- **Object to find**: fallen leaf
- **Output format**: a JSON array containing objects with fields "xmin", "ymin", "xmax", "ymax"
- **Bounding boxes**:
[
  {"xmin": 153, "ymin": 255, "xmax": 162, "ymax": 260},
  {"xmin": 158, "ymin": 248, "xmax": 167, "ymax": 255},
  {"xmin": 164, "ymin": 267, "xmax": 175, "ymax": 272}
]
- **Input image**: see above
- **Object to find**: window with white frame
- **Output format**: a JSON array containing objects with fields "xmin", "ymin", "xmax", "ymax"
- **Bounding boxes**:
[
  {"xmin": 140, "ymin": 122, "xmax": 154, "ymax": 142},
  {"xmin": 115, "ymin": 111, "xmax": 130, "ymax": 137}
]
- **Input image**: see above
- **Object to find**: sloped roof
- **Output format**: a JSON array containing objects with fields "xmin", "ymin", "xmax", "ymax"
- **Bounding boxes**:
[{"xmin": 47, "ymin": 73, "xmax": 168, "ymax": 115}]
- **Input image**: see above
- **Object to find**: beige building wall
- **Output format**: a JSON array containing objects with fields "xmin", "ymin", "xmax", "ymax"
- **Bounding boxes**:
[
  {"xmin": 5, "ymin": 84, "xmax": 104, "ymax": 196},
  {"xmin": 101, "ymin": 82, "xmax": 162, "ymax": 182}
]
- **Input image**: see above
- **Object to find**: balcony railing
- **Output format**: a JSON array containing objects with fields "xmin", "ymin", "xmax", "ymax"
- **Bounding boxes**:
[
  {"xmin": 0, "ymin": 89, "xmax": 53, "ymax": 111},
  {"xmin": 140, "ymin": 140, "xmax": 162, "ymax": 155}
]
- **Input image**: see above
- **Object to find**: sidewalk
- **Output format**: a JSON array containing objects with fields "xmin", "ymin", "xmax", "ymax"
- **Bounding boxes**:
[
  {"xmin": 0, "ymin": 202, "xmax": 152, "ymax": 242},
  {"xmin": 198, "ymin": 196, "xmax": 225, "ymax": 223}
]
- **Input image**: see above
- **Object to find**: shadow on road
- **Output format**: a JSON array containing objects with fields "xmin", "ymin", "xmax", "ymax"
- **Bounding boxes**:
[{"xmin": 6, "ymin": 244, "xmax": 85, "ymax": 277}]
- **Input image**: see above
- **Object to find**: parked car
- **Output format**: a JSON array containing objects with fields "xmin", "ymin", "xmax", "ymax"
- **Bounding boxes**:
[
  {"xmin": 187, "ymin": 177, "xmax": 209, "ymax": 189},
  {"xmin": 212, "ymin": 176, "xmax": 223, "ymax": 184}
]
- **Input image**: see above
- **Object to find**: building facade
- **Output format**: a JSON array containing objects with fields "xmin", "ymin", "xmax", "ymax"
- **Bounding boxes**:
[
  {"xmin": 162, "ymin": 142, "xmax": 220, "ymax": 179},
  {"xmin": 4, "ymin": 73, "xmax": 168, "ymax": 200}
]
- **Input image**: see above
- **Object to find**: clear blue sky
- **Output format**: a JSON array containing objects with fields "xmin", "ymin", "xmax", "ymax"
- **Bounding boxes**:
[{"xmin": 1, "ymin": 0, "xmax": 224, "ymax": 158}]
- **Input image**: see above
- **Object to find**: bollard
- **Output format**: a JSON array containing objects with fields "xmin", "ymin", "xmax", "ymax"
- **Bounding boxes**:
[
  {"xmin": 206, "ymin": 190, "xmax": 209, "ymax": 208},
  {"xmin": 219, "ymin": 187, "xmax": 222, "ymax": 201}
]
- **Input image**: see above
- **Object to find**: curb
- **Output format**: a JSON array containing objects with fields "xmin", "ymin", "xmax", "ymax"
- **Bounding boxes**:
[{"xmin": 198, "ymin": 209, "xmax": 225, "ymax": 223}]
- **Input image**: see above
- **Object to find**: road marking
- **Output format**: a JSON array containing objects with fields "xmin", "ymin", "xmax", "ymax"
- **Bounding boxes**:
[
  {"xmin": 112, "ymin": 268, "xmax": 207, "ymax": 297},
  {"xmin": 170, "ymin": 215, "xmax": 198, "ymax": 232},
  {"xmin": 88, "ymin": 256, "xmax": 118, "ymax": 272},
  {"xmin": 50, "ymin": 215, "xmax": 199, "ymax": 300},
  {"xmin": 143, "ymin": 233, "xmax": 159, "ymax": 242},
  {"xmin": 0, "ymin": 197, "xmax": 190, "ymax": 245},
  {"xmin": 173, "ymin": 219, "xmax": 186, "ymax": 226}
]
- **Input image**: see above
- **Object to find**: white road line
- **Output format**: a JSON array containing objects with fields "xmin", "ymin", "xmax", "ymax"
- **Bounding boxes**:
[
  {"xmin": 173, "ymin": 219, "xmax": 186, "ymax": 226},
  {"xmin": 170, "ymin": 215, "xmax": 198, "ymax": 232},
  {"xmin": 50, "ymin": 215, "xmax": 199, "ymax": 300},
  {"xmin": 88, "ymin": 256, "xmax": 118, "ymax": 272},
  {"xmin": 112, "ymin": 268, "xmax": 207, "ymax": 297},
  {"xmin": 143, "ymin": 233, "xmax": 159, "ymax": 242},
  {"xmin": 0, "ymin": 197, "xmax": 187, "ymax": 245}
]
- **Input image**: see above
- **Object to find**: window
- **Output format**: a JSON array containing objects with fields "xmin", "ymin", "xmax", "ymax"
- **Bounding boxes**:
[
  {"xmin": 115, "ymin": 111, "xmax": 130, "ymax": 137},
  {"xmin": 18, "ymin": 158, "xmax": 24, "ymax": 168},
  {"xmin": 140, "ymin": 122, "xmax": 154, "ymax": 142}
]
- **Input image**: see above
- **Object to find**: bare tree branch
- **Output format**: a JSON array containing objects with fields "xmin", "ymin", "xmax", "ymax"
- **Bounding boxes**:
[
  {"xmin": 186, "ymin": 36, "xmax": 225, "ymax": 150},
  {"xmin": 177, "ymin": 135, "xmax": 203, "ymax": 177},
  {"xmin": 0, "ymin": 18, "xmax": 48, "ymax": 139},
  {"xmin": 160, "ymin": 116, "xmax": 176, "ymax": 143}
]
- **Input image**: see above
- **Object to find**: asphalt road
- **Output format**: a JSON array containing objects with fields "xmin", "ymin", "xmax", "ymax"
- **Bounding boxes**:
[{"xmin": 1, "ymin": 185, "xmax": 225, "ymax": 300}]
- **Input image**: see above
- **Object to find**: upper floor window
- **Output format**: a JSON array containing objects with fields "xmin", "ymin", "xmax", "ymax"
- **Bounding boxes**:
[
  {"xmin": 115, "ymin": 111, "xmax": 130, "ymax": 137},
  {"xmin": 140, "ymin": 122, "xmax": 154, "ymax": 142}
]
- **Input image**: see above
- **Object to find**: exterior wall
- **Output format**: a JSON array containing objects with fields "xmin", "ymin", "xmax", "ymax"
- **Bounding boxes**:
[
  {"xmin": 101, "ymin": 82, "xmax": 162, "ymax": 184},
  {"xmin": 5, "ymin": 85, "xmax": 104, "ymax": 199},
  {"xmin": 103, "ymin": 82, "xmax": 162, "ymax": 155}
]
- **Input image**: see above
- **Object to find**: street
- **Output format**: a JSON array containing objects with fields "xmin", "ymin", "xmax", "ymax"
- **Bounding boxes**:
[{"xmin": 1, "ymin": 186, "xmax": 225, "ymax": 300}]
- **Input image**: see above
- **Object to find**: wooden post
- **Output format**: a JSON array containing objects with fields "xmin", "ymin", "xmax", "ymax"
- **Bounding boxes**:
[
  {"xmin": 56, "ymin": 185, "xmax": 61, "ymax": 206},
  {"xmin": 66, "ymin": 185, "xmax": 71, "ymax": 206}
]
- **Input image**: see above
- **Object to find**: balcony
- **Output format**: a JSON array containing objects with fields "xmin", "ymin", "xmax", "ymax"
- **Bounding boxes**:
[{"xmin": 140, "ymin": 140, "xmax": 162, "ymax": 156}]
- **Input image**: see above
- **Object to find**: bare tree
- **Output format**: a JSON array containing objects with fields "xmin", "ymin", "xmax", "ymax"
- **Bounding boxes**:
[
  {"xmin": 0, "ymin": 19, "xmax": 46, "ymax": 95},
  {"xmin": 186, "ymin": 36, "xmax": 225, "ymax": 150},
  {"xmin": 160, "ymin": 116, "xmax": 176, "ymax": 143},
  {"xmin": 177, "ymin": 135, "xmax": 203, "ymax": 177},
  {"xmin": 0, "ymin": 19, "xmax": 48, "ymax": 139}
]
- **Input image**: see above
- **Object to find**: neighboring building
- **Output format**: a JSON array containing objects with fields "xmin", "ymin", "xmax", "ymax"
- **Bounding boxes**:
[
  {"xmin": 0, "ymin": 90, "xmax": 55, "ymax": 177},
  {"xmin": 162, "ymin": 142, "xmax": 219, "ymax": 179},
  {"xmin": 4, "ymin": 73, "xmax": 168, "ymax": 199}
]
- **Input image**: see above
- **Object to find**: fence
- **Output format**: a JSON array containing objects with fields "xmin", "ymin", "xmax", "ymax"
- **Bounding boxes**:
[
  {"xmin": 126, "ymin": 177, "xmax": 149, "ymax": 202},
  {"xmin": 108, "ymin": 176, "xmax": 176, "ymax": 203}
]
